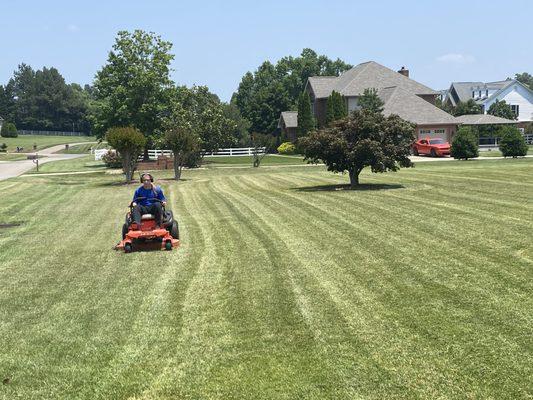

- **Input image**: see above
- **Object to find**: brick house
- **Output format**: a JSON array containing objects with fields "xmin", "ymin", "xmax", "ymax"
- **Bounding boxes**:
[{"xmin": 281, "ymin": 61, "xmax": 459, "ymax": 142}]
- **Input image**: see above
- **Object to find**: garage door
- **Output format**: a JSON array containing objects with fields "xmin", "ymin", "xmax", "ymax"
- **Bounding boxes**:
[{"xmin": 418, "ymin": 129, "xmax": 447, "ymax": 140}]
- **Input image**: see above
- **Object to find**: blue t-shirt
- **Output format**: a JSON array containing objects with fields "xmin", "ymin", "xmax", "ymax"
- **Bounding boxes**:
[{"xmin": 133, "ymin": 185, "xmax": 166, "ymax": 206}]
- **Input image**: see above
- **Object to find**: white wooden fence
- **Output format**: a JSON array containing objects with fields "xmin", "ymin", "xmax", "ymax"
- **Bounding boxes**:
[
  {"xmin": 94, "ymin": 149, "xmax": 110, "ymax": 160},
  {"xmin": 95, "ymin": 147, "xmax": 266, "ymax": 161}
]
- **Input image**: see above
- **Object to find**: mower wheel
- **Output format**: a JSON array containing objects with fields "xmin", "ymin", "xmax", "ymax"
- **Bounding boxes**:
[
  {"xmin": 122, "ymin": 223, "xmax": 129, "ymax": 239},
  {"xmin": 124, "ymin": 243, "xmax": 133, "ymax": 253},
  {"xmin": 170, "ymin": 220, "xmax": 179, "ymax": 240},
  {"xmin": 165, "ymin": 241, "xmax": 172, "ymax": 251}
]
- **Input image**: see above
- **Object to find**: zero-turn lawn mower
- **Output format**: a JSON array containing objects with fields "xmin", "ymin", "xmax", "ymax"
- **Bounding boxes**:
[{"xmin": 115, "ymin": 197, "xmax": 180, "ymax": 253}]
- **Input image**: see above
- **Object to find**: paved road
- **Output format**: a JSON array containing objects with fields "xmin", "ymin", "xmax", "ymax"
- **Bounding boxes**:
[{"xmin": 0, "ymin": 142, "xmax": 96, "ymax": 181}]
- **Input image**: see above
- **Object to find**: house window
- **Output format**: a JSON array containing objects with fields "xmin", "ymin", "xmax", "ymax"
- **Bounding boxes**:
[
  {"xmin": 434, "ymin": 129, "xmax": 445, "ymax": 134},
  {"xmin": 472, "ymin": 91, "xmax": 475, "ymax": 98},
  {"xmin": 479, "ymin": 90, "xmax": 482, "ymax": 97},
  {"xmin": 486, "ymin": 89, "xmax": 488, "ymax": 97},
  {"xmin": 511, "ymin": 105, "xmax": 519, "ymax": 117},
  {"xmin": 419, "ymin": 129, "xmax": 431, "ymax": 135}
]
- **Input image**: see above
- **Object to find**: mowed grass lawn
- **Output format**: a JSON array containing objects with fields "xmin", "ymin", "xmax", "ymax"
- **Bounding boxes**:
[
  {"xmin": 0, "ymin": 135, "xmax": 96, "ymax": 153},
  {"xmin": 0, "ymin": 159, "xmax": 532, "ymax": 399}
]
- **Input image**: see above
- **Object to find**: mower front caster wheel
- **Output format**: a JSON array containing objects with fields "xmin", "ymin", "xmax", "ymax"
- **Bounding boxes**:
[
  {"xmin": 165, "ymin": 241, "xmax": 172, "ymax": 251},
  {"xmin": 124, "ymin": 243, "xmax": 133, "ymax": 253}
]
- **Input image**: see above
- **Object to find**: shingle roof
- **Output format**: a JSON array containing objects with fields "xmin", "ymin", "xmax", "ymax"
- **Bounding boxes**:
[
  {"xmin": 307, "ymin": 77, "xmax": 337, "ymax": 98},
  {"xmin": 378, "ymin": 86, "xmax": 458, "ymax": 125},
  {"xmin": 447, "ymin": 80, "xmax": 513, "ymax": 105},
  {"xmin": 307, "ymin": 61, "xmax": 438, "ymax": 99},
  {"xmin": 455, "ymin": 114, "xmax": 517, "ymax": 125},
  {"xmin": 278, "ymin": 111, "xmax": 298, "ymax": 128}
]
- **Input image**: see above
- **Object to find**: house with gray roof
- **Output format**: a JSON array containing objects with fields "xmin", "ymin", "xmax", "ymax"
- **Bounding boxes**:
[
  {"xmin": 444, "ymin": 79, "xmax": 533, "ymax": 125},
  {"xmin": 280, "ymin": 61, "xmax": 459, "ymax": 142}
]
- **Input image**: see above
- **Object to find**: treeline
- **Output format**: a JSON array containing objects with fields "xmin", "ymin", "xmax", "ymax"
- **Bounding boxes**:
[
  {"xmin": 231, "ymin": 48, "xmax": 352, "ymax": 134},
  {"xmin": 0, "ymin": 64, "xmax": 92, "ymax": 132}
]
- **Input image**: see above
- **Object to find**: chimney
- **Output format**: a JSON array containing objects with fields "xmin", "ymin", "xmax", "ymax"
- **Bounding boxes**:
[{"xmin": 398, "ymin": 66, "xmax": 409, "ymax": 78}]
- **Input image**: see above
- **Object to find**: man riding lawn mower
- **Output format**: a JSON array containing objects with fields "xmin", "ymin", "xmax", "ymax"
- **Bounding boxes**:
[{"xmin": 115, "ymin": 173, "xmax": 180, "ymax": 253}]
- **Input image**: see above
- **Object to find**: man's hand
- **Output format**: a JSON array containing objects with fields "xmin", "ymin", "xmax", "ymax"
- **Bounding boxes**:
[
  {"xmin": 132, "ymin": 202, "xmax": 137, "ymax": 207},
  {"xmin": 162, "ymin": 201, "xmax": 167, "ymax": 207}
]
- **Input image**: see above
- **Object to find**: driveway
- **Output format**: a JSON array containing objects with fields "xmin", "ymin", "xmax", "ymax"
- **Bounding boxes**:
[{"xmin": 0, "ymin": 142, "xmax": 95, "ymax": 181}]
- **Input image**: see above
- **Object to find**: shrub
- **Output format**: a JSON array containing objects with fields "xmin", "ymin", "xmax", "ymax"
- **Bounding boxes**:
[
  {"xmin": 277, "ymin": 142, "xmax": 296, "ymax": 155},
  {"xmin": 106, "ymin": 126, "xmax": 146, "ymax": 182},
  {"xmin": 101, "ymin": 150, "xmax": 122, "ymax": 168},
  {"xmin": 1, "ymin": 122, "xmax": 18, "ymax": 138},
  {"xmin": 451, "ymin": 126, "xmax": 479, "ymax": 160},
  {"xmin": 499, "ymin": 126, "xmax": 528, "ymax": 158},
  {"xmin": 0, "ymin": 143, "xmax": 7, "ymax": 152}
]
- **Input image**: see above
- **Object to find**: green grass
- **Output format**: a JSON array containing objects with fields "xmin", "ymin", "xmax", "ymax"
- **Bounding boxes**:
[
  {"xmin": 56, "ymin": 142, "xmax": 108, "ymax": 154},
  {"xmin": 478, "ymin": 145, "xmax": 533, "ymax": 157},
  {"xmin": 25, "ymin": 155, "xmax": 107, "ymax": 174},
  {"xmin": 0, "ymin": 135, "xmax": 95, "ymax": 152},
  {"xmin": 203, "ymin": 154, "xmax": 306, "ymax": 166},
  {"xmin": 1, "ymin": 159, "xmax": 532, "ymax": 399},
  {"xmin": 0, "ymin": 153, "xmax": 34, "ymax": 161}
]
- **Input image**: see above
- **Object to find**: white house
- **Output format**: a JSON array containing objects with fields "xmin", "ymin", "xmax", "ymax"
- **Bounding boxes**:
[
  {"xmin": 445, "ymin": 79, "xmax": 533, "ymax": 124},
  {"xmin": 480, "ymin": 81, "xmax": 533, "ymax": 123}
]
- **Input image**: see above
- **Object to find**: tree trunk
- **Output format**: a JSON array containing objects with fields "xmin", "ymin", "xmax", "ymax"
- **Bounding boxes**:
[
  {"xmin": 348, "ymin": 169, "xmax": 360, "ymax": 187},
  {"xmin": 173, "ymin": 155, "xmax": 182, "ymax": 181},
  {"xmin": 122, "ymin": 150, "xmax": 132, "ymax": 183},
  {"xmin": 143, "ymin": 147, "xmax": 149, "ymax": 161},
  {"xmin": 253, "ymin": 156, "xmax": 260, "ymax": 167}
]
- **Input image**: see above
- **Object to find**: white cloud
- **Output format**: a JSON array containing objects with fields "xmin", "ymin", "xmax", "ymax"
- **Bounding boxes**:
[
  {"xmin": 436, "ymin": 53, "xmax": 475, "ymax": 64},
  {"xmin": 67, "ymin": 24, "xmax": 80, "ymax": 32}
]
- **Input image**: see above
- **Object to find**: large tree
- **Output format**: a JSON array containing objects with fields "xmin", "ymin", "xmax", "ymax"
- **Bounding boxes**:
[
  {"xmin": 232, "ymin": 49, "xmax": 351, "ymax": 134},
  {"xmin": 168, "ymin": 85, "xmax": 239, "ymax": 153},
  {"xmin": 488, "ymin": 100, "xmax": 516, "ymax": 120},
  {"xmin": 300, "ymin": 109, "xmax": 415, "ymax": 187},
  {"xmin": 93, "ymin": 30, "xmax": 175, "ymax": 157}
]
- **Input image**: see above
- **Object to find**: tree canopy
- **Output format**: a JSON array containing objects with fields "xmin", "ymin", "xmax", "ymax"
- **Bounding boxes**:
[
  {"xmin": 232, "ymin": 49, "xmax": 351, "ymax": 134},
  {"xmin": 165, "ymin": 85, "xmax": 241, "ymax": 153},
  {"xmin": 297, "ymin": 92, "xmax": 315, "ymax": 137},
  {"xmin": 325, "ymin": 90, "xmax": 347, "ymax": 125},
  {"xmin": 0, "ymin": 64, "xmax": 92, "ymax": 132},
  {"xmin": 300, "ymin": 108, "xmax": 415, "ymax": 187},
  {"xmin": 106, "ymin": 126, "xmax": 147, "ymax": 182},
  {"xmin": 488, "ymin": 100, "xmax": 516, "ymax": 120},
  {"xmin": 358, "ymin": 88, "xmax": 384, "ymax": 113},
  {"xmin": 453, "ymin": 99, "xmax": 482, "ymax": 116},
  {"xmin": 514, "ymin": 72, "xmax": 533, "ymax": 90},
  {"xmin": 92, "ymin": 30, "xmax": 175, "ymax": 144}
]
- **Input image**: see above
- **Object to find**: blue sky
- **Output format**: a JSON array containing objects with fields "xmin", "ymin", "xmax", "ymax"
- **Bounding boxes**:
[{"xmin": 2, "ymin": 0, "xmax": 531, "ymax": 101}]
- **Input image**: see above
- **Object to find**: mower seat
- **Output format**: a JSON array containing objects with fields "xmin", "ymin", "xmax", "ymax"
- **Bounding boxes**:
[{"xmin": 141, "ymin": 214, "xmax": 155, "ymax": 220}]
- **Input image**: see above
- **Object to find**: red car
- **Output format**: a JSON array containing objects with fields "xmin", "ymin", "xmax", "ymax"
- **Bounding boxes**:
[{"xmin": 412, "ymin": 137, "xmax": 450, "ymax": 157}]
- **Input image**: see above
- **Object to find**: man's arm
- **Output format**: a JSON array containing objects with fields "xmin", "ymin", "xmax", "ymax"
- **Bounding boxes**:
[
  {"xmin": 156, "ymin": 186, "xmax": 167, "ymax": 205},
  {"xmin": 132, "ymin": 188, "xmax": 139, "ymax": 206}
]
